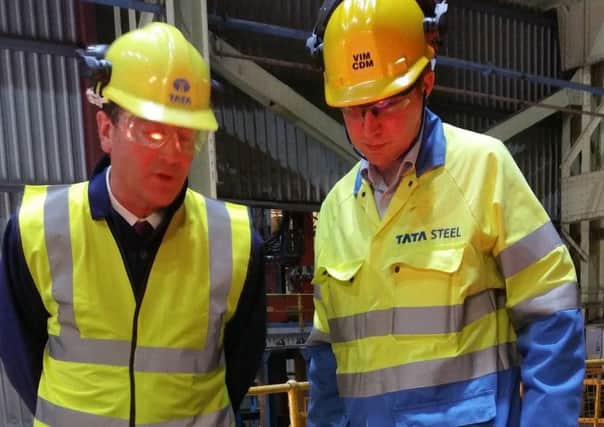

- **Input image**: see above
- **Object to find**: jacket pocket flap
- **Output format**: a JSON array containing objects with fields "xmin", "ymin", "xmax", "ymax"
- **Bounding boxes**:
[
  {"xmin": 313, "ymin": 260, "xmax": 364, "ymax": 284},
  {"xmin": 387, "ymin": 247, "xmax": 465, "ymax": 274}
]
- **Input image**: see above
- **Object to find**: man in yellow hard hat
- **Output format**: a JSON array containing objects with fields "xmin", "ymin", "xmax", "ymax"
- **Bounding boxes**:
[
  {"xmin": 0, "ymin": 23, "xmax": 265, "ymax": 426},
  {"xmin": 304, "ymin": 1, "xmax": 585, "ymax": 426}
]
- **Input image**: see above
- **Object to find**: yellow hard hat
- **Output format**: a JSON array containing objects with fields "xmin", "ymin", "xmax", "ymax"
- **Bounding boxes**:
[
  {"xmin": 322, "ymin": 0, "xmax": 435, "ymax": 107},
  {"xmin": 103, "ymin": 22, "xmax": 218, "ymax": 131}
]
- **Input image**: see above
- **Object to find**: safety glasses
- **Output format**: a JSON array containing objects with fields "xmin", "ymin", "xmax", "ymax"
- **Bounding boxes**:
[
  {"xmin": 341, "ymin": 87, "xmax": 417, "ymax": 121},
  {"xmin": 120, "ymin": 113, "xmax": 208, "ymax": 154}
]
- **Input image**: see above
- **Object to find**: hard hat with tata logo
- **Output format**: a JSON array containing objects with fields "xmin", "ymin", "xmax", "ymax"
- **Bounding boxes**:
[{"xmin": 99, "ymin": 22, "xmax": 218, "ymax": 131}]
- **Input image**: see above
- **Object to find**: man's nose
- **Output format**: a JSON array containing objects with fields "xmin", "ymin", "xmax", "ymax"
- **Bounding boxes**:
[{"xmin": 363, "ymin": 108, "xmax": 382, "ymax": 135}]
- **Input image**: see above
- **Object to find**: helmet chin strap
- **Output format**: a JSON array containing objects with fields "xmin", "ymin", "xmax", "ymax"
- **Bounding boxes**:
[{"xmin": 345, "ymin": 92, "xmax": 427, "ymax": 163}]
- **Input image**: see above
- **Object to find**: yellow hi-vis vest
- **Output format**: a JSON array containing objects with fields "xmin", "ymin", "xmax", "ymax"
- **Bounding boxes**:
[{"xmin": 18, "ymin": 182, "xmax": 251, "ymax": 427}]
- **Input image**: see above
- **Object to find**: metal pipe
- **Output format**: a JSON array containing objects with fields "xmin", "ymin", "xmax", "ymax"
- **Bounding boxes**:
[
  {"xmin": 586, "ymin": 359, "xmax": 604, "ymax": 367},
  {"xmin": 214, "ymin": 50, "xmax": 318, "ymax": 72},
  {"xmin": 0, "ymin": 184, "xmax": 25, "ymax": 193},
  {"xmin": 287, "ymin": 380, "xmax": 302, "ymax": 427},
  {"xmin": 247, "ymin": 380, "xmax": 310, "ymax": 396},
  {"xmin": 209, "ymin": 15, "xmax": 308, "ymax": 41},
  {"xmin": 434, "ymin": 86, "xmax": 604, "ymax": 120},
  {"xmin": 212, "ymin": 49, "xmax": 604, "ymax": 120},
  {"xmin": 0, "ymin": 35, "xmax": 78, "ymax": 58},
  {"xmin": 208, "ymin": 15, "xmax": 604, "ymax": 97},
  {"xmin": 79, "ymin": 0, "xmax": 163, "ymax": 14},
  {"xmin": 436, "ymin": 56, "xmax": 604, "ymax": 97}
]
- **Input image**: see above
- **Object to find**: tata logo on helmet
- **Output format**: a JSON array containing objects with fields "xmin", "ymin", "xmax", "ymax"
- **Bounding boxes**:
[
  {"xmin": 170, "ymin": 77, "xmax": 192, "ymax": 105},
  {"xmin": 173, "ymin": 78, "xmax": 190, "ymax": 92}
]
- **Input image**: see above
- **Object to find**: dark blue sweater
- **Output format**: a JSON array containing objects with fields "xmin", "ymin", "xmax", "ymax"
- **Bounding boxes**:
[{"xmin": 0, "ymin": 162, "xmax": 266, "ymax": 416}]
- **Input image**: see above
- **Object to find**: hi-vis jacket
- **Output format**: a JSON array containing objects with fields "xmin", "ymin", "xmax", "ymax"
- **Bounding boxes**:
[
  {"xmin": 17, "ymin": 182, "xmax": 251, "ymax": 427},
  {"xmin": 305, "ymin": 109, "xmax": 585, "ymax": 427}
]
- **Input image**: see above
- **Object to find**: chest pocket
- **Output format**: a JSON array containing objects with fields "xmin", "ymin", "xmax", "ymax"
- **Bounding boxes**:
[
  {"xmin": 386, "ymin": 246, "xmax": 487, "ymax": 314},
  {"xmin": 314, "ymin": 260, "xmax": 364, "ymax": 319}
]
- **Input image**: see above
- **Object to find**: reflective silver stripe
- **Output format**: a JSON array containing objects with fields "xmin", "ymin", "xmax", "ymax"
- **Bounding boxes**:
[
  {"xmin": 139, "ymin": 405, "xmax": 233, "ymax": 427},
  {"xmin": 37, "ymin": 396, "xmax": 233, "ymax": 427},
  {"xmin": 135, "ymin": 346, "xmax": 221, "ymax": 373},
  {"xmin": 44, "ymin": 186, "xmax": 78, "ymax": 339},
  {"xmin": 509, "ymin": 282, "xmax": 579, "ymax": 329},
  {"xmin": 306, "ymin": 327, "xmax": 331, "ymax": 345},
  {"xmin": 48, "ymin": 334, "xmax": 131, "ymax": 366},
  {"xmin": 337, "ymin": 342, "xmax": 520, "ymax": 398},
  {"xmin": 42, "ymin": 188, "xmax": 232, "ymax": 373},
  {"xmin": 313, "ymin": 285, "xmax": 321, "ymax": 301},
  {"xmin": 202, "ymin": 198, "xmax": 233, "ymax": 366},
  {"xmin": 48, "ymin": 334, "xmax": 221, "ymax": 373},
  {"xmin": 329, "ymin": 288, "xmax": 506, "ymax": 343},
  {"xmin": 498, "ymin": 221, "xmax": 562, "ymax": 278},
  {"xmin": 36, "ymin": 396, "xmax": 128, "ymax": 427}
]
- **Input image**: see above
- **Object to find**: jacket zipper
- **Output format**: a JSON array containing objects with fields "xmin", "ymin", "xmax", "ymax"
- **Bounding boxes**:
[{"xmin": 116, "ymin": 243, "xmax": 153, "ymax": 427}]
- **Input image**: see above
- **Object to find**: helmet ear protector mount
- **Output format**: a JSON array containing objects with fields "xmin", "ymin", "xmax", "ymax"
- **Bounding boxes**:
[
  {"xmin": 77, "ymin": 45, "xmax": 113, "ymax": 108},
  {"xmin": 77, "ymin": 45, "xmax": 112, "ymax": 98},
  {"xmin": 306, "ymin": 0, "xmax": 448, "ymax": 70}
]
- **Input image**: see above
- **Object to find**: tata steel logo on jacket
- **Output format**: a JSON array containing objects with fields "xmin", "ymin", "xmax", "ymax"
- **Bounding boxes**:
[
  {"xmin": 396, "ymin": 227, "xmax": 462, "ymax": 245},
  {"xmin": 170, "ymin": 78, "xmax": 192, "ymax": 105},
  {"xmin": 352, "ymin": 52, "xmax": 374, "ymax": 70}
]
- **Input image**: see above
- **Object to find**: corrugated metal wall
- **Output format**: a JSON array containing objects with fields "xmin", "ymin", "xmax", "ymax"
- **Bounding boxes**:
[
  {"xmin": 0, "ymin": 0, "xmax": 85, "ymax": 425},
  {"xmin": 208, "ymin": 0, "xmax": 563, "ymax": 209},
  {"xmin": 214, "ymin": 79, "xmax": 351, "ymax": 208},
  {"xmin": 506, "ymin": 114, "xmax": 562, "ymax": 221},
  {"xmin": 437, "ymin": 0, "xmax": 560, "ymax": 119}
]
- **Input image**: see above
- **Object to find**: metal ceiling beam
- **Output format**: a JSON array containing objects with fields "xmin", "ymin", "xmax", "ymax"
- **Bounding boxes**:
[
  {"xmin": 485, "ymin": 89, "xmax": 569, "ymax": 141},
  {"xmin": 0, "ymin": 35, "xmax": 78, "ymax": 57},
  {"xmin": 210, "ymin": 35, "xmax": 357, "ymax": 165},
  {"xmin": 503, "ymin": 0, "xmax": 580, "ymax": 10},
  {"xmin": 79, "ymin": 0, "xmax": 163, "ymax": 14},
  {"xmin": 208, "ymin": 15, "xmax": 604, "ymax": 97}
]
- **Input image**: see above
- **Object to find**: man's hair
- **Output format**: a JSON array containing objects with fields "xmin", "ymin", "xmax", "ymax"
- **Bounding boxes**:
[
  {"xmin": 416, "ymin": 0, "xmax": 436, "ymax": 17},
  {"xmin": 102, "ymin": 102, "xmax": 122, "ymax": 124}
]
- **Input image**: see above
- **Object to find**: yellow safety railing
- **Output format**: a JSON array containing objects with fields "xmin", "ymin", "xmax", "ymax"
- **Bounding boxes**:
[
  {"xmin": 248, "ymin": 380, "xmax": 310, "ymax": 427},
  {"xmin": 581, "ymin": 359, "xmax": 604, "ymax": 426}
]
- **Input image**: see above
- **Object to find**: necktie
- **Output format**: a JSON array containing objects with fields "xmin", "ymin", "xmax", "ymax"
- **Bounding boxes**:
[{"xmin": 133, "ymin": 220, "xmax": 154, "ymax": 237}]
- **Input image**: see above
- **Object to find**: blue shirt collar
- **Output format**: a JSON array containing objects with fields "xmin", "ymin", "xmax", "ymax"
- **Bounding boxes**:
[{"xmin": 353, "ymin": 108, "xmax": 446, "ymax": 196}]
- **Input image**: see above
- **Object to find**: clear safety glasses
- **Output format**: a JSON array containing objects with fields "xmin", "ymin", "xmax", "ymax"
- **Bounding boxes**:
[
  {"xmin": 121, "ymin": 113, "xmax": 208, "ymax": 154},
  {"xmin": 341, "ymin": 88, "xmax": 416, "ymax": 121}
]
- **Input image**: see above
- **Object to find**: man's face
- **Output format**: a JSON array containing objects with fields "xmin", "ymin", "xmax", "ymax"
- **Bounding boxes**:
[
  {"xmin": 97, "ymin": 110, "xmax": 199, "ymax": 216},
  {"xmin": 342, "ymin": 71, "xmax": 435, "ymax": 173}
]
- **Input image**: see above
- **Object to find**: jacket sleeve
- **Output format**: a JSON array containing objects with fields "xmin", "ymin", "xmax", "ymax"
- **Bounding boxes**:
[
  {"xmin": 484, "ymin": 140, "xmax": 585, "ymax": 427},
  {"xmin": 304, "ymin": 209, "xmax": 348, "ymax": 427},
  {"xmin": 224, "ymin": 228, "xmax": 266, "ymax": 412},
  {"xmin": 304, "ymin": 300, "xmax": 348, "ymax": 427},
  {"xmin": 0, "ymin": 215, "xmax": 49, "ymax": 414}
]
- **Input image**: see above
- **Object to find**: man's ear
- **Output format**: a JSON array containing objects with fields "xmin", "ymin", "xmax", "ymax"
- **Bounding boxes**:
[
  {"xmin": 96, "ymin": 110, "xmax": 115, "ymax": 154},
  {"xmin": 423, "ymin": 70, "xmax": 436, "ymax": 97}
]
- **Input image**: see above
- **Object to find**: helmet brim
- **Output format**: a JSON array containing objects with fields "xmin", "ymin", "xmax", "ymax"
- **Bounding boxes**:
[
  {"xmin": 105, "ymin": 87, "xmax": 219, "ymax": 131},
  {"xmin": 325, "ymin": 56, "xmax": 430, "ymax": 108}
]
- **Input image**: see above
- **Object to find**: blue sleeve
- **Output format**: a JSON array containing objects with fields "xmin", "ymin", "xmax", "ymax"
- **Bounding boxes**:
[
  {"xmin": 224, "ymin": 229, "xmax": 266, "ymax": 412},
  {"xmin": 516, "ymin": 309, "xmax": 585, "ymax": 427},
  {"xmin": 304, "ymin": 343, "xmax": 348, "ymax": 427},
  {"xmin": 0, "ymin": 215, "xmax": 49, "ymax": 414}
]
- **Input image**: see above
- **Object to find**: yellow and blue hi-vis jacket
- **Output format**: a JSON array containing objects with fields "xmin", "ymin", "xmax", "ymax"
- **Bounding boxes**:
[{"xmin": 305, "ymin": 109, "xmax": 585, "ymax": 427}]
